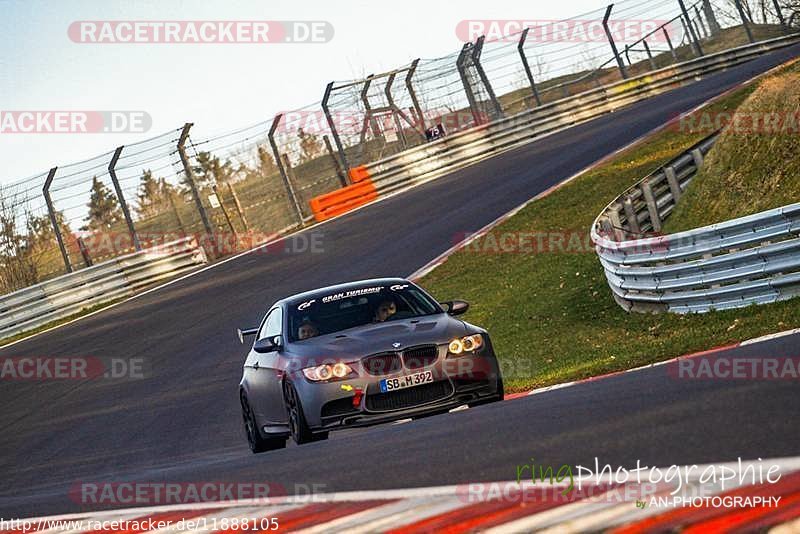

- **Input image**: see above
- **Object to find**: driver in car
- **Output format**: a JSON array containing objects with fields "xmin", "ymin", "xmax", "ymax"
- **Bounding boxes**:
[
  {"xmin": 297, "ymin": 320, "xmax": 319, "ymax": 340},
  {"xmin": 373, "ymin": 299, "xmax": 397, "ymax": 323}
]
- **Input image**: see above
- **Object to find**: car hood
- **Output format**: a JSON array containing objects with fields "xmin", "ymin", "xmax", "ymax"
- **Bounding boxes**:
[{"xmin": 287, "ymin": 314, "xmax": 471, "ymax": 361}]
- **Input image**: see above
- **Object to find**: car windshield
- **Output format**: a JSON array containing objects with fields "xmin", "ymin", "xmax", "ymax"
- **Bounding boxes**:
[{"xmin": 287, "ymin": 283, "xmax": 442, "ymax": 342}]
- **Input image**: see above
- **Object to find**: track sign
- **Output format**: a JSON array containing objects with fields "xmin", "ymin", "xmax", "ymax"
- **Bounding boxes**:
[
  {"xmin": 208, "ymin": 193, "xmax": 221, "ymax": 209},
  {"xmin": 425, "ymin": 123, "xmax": 446, "ymax": 142}
]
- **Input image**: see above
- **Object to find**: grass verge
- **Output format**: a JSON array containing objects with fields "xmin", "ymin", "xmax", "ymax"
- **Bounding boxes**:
[{"xmin": 420, "ymin": 59, "xmax": 800, "ymax": 392}]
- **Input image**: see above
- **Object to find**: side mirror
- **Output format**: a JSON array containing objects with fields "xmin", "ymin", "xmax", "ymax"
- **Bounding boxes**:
[
  {"xmin": 237, "ymin": 327, "xmax": 259, "ymax": 344},
  {"xmin": 253, "ymin": 335, "xmax": 282, "ymax": 353},
  {"xmin": 442, "ymin": 300, "xmax": 469, "ymax": 316}
]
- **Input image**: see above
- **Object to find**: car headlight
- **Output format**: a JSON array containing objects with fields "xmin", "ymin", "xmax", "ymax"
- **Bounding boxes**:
[
  {"xmin": 448, "ymin": 334, "xmax": 484, "ymax": 355},
  {"xmin": 302, "ymin": 362, "xmax": 354, "ymax": 382}
]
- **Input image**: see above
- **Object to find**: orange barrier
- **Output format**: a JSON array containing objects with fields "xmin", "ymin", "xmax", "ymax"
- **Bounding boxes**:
[
  {"xmin": 348, "ymin": 165, "xmax": 371, "ymax": 183},
  {"xmin": 309, "ymin": 178, "xmax": 378, "ymax": 222}
]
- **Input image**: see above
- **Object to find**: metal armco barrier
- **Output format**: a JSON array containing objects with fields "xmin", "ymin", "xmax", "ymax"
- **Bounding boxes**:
[
  {"xmin": 0, "ymin": 237, "xmax": 207, "ymax": 340},
  {"xmin": 591, "ymin": 133, "xmax": 800, "ymax": 313},
  {"xmin": 314, "ymin": 34, "xmax": 800, "ymax": 214}
]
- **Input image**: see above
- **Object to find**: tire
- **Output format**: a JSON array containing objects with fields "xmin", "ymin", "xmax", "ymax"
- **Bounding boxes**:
[
  {"xmin": 468, "ymin": 374, "xmax": 505, "ymax": 408},
  {"xmin": 283, "ymin": 380, "xmax": 328, "ymax": 444},
  {"xmin": 240, "ymin": 393, "xmax": 287, "ymax": 454}
]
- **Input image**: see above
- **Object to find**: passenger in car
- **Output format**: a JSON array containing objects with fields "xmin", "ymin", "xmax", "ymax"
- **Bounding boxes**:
[{"xmin": 373, "ymin": 300, "xmax": 397, "ymax": 322}]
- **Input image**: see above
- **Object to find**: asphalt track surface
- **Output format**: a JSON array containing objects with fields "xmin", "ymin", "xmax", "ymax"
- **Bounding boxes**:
[{"xmin": 2, "ymin": 45, "xmax": 800, "ymax": 518}]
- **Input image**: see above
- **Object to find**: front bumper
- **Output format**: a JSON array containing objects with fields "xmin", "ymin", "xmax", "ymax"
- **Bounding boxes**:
[{"xmin": 293, "ymin": 342, "xmax": 502, "ymax": 430}]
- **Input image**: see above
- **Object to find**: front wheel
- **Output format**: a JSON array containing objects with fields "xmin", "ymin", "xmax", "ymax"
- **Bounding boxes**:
[
  {"xmin": 283, "ymin": 380, "xmax": 328, "ymax": 444},
  {"xmin": 241, "ymin": 393, "xmax": 287, "ymax": 454}
]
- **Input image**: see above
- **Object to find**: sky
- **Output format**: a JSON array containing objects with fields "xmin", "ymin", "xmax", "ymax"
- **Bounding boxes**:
[{"xmin": 0, "ymin": 0, "xmax": 605, "ymax": 184}]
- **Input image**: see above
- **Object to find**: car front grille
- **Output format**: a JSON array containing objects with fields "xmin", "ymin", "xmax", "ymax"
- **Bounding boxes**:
[
  {"xmin": 402, "ymin": 345, "xmax": 439, "ymax": 369},
  {"xmin": 366, "ymin": 380, "xmax": 453, "ymax": 412},
  {"xmin": 362, "ymin": 352, "xmax": 403, "ymax": 376}
]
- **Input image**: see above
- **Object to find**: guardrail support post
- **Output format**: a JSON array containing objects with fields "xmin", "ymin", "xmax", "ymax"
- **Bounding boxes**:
[
  {"xmin": 691, "ymin": 148, "xmax": 704, "ymax": 169},
  {"xmin": 471, "ymin": 36, "xmax": 504, "ymax": 120},
  {"xmin": 641, "ymin": 180, "xmax": 662, "ymax": 232},
  {"xmin": 42, "ymin": 167, "xmax": 72, "ymax": 273},
  {"xmin": 268, "ymin": 113, "xmax": 305, "ymax": 224},
  {"xmin": 623, "ymin": 197, "xmax": 641, "ymax": 235},
  {"xmin": 664, "ymin": 165, "xmax": 682, "ymax": 202},
  {"xmin": 678, "ymin": 0, "xmax": 704, "ymax": 56},
  {"xmin": 733, "ymin": 0, "xmax": 755, "ymax": 43},
  {"xmin": 177, "ymin": 123, "xmax": 215, "ymax": 246},
  {"xmin": 108, "ymin": 145, "xmax": 141, "ymax": 252},
  {"xmin": 322, "ymin": 82, "xmax": 350, "ymax": 176},
  {"xmin": 405, "ymin": 59, "xmax": 427, "ymax": 132},
  {"xmin": 517, "ymin": 28, "xmax": 542, "ymax": 107},
  {"xmin": 456, "ymin": 43, "xmax": 483, "ymax": 126},
  {"xmin": 603, "ymin": 4, "xmax": 628, "ymax": 80}
]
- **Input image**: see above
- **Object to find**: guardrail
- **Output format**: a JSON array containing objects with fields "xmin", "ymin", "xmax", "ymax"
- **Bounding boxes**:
[
  {"xmin": 312, "ymin": 33, "xmax": 800, "ymax": 209},
  {"xmin": 0, "ymin": 237, "xmax": 207, "ymax": 340},
  {"xmin": 590, "ymin": 133, "xmax": 800, "ymax": 313}
]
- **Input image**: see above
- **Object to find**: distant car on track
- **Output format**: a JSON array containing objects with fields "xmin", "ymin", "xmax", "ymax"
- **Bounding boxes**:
[{"xmin": 237, "ymin": 278, "xmax": 504, "ymax": 452}]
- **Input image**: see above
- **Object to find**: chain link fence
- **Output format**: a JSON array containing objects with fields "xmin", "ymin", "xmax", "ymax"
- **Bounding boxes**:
[{"xmin": 1, "ymin": 0, "xmax": 798, "ymax": 295}]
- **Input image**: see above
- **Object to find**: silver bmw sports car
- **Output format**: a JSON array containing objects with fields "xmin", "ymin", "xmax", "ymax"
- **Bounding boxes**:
[{"xmin": 238, "ymin": 278, "xmax": 504, "ymax": 453}]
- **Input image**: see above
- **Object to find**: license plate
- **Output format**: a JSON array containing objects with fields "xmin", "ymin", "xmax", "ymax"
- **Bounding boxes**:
[{"xmin": 380, "ymin": 370, "xmax": 434, "ymax": 392}]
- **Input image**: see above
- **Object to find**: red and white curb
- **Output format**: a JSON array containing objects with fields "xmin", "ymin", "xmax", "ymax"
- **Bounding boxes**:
[{"xmin": 7, "ymin": 457, "xmax": 800, "ymax": 533}]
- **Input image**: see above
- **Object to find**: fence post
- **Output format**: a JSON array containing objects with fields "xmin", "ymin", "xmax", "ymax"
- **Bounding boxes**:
[
  {"xmin": 212, "ymin": 184, "xmax": 236, "ymax": 240},
  {"xmin": 42, "ymin": 167, "xmax": 72, "ymax": 273},
  {"xmin": 108, "ymin": 145, "xmax": 141, "ymax": 252},
  {"xmin": 456, "ymin": 43, "xmax": 482, "ymax": 126},
  {"xmin": 227, "ymin": 183, "xmax": 248, "ymax": 232},
  {"xmin": 603, "ymin": 4, "xmax": 628, "ymax": 80},
  {"xmin": 405, "ymin": 59, "xmax": 427, "ymax": 132},
  {"xmin": 643, "ymin": 40, "xmax": 657, "ymax": 70},
  {"xmin": 472, "ymin": 36, "xmax": 504, "ymax": 120},
  {"xmin": 663, "ymin": 26, "xmax": 678, "ymax": 61},
  {"xmin": 322, "ymin": 81, "xmax": 350, "ymax": 176},
  {"xmin": 177, "ymin": 123, "xmax": 215, "ymax": 247},
  {"xmin": 323, "ymin": 134, "xmax": 348, "ymax": 188},
  {"xmin": 268, "ymin": 113, "xmax": 305, "ymax": 224},
  {"xmin": 733, "ymin": 0, "xmax": 755, "ymax": 43},
  {"xmin": 641, "ymin": 180, "xmax": 662, "ymax": 232},
  {"xmin": 772, "ymin": 0, "xmax": 788, "ymax": 32},
  {"xmin": 702, "ymin": 0, "xmax": 721, "ymax": 35},
  {"xmin": 693, "ymin": 5, "xmax": 709, "ymax": 38},
  {"xmin": 678, "ymin": 0, "xmax": 704, "ymax": 56},
  {"xmin": 517, "ymin": 28, "xmax": 542, "ymax": 107}
]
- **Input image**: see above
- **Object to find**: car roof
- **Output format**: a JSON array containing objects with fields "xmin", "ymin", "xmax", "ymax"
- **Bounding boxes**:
[{"xmin": 276, "ymin": 278, "xmax": 412, "ymax": 306}]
